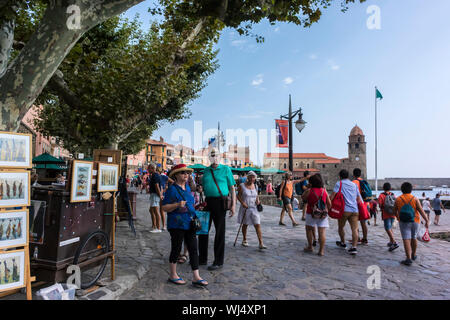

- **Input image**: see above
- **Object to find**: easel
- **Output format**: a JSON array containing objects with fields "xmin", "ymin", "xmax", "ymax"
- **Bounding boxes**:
[
  {"xmin": 93, "ymin": 149, "xmax": 122, "ymax": 281},
  {"xmin": 0, "ymin": 132, "xmax": 35, "ymax": 300}
]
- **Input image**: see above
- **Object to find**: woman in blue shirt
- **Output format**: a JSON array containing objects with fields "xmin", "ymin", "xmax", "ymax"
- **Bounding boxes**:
[{"xmin": 162, "ymin": 164, "xmax": 208, "ymax": 287}]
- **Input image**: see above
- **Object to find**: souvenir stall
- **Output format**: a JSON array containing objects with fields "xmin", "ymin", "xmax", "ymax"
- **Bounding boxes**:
[{"xmin": 29, "ymin": 150, "xmax": 121, "ymax": 290}]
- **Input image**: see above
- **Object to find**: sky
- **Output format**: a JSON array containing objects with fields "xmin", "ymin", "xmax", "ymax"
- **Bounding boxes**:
[{"xmin": 123, "ymin": 0, "xmax": 450, "ymax": 178}]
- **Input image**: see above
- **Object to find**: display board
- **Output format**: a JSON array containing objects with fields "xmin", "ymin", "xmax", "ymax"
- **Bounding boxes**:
[{"xmin": 0, "ymin": 132, "xmax": 33, "ymax": 300}]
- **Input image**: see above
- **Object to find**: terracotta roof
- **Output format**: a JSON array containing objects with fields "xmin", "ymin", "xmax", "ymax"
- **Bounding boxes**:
[
  {"xmin": 146, "ymin": 139, "xmax": 167, "ymax": 146},
  {"xmin": 315, "ymin": 159, "xmax": 341, "ymax": 164},
  {"xmin": 350, "ymin": 125, "xmax": 364, "ymax": 136},
  {"xmin": 264, "ymin": 153, "xmax": 331, "ymax": 159}
]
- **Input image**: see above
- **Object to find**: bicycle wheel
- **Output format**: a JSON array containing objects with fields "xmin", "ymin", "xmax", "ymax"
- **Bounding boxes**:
[{"xmin": 73, "ymin": 230, "xmax": 110, "ymax": 289}]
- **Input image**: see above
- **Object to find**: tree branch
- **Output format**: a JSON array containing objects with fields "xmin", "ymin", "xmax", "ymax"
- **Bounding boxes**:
[
  {"xmin": 47, "ymin": 69, "xmax": 83, "ymax": 109},
  {"xmin": 0, "ymin": 18, "xmax": 14, "ymax": 78}
]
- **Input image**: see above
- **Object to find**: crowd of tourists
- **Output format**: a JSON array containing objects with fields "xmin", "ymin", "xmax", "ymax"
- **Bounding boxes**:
[{"xmin": 140, "ymin": 151, "xmax": 446, "ymax": 287}]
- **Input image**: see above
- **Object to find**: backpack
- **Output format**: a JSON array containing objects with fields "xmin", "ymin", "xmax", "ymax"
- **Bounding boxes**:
[
  {"xmin": 399, "ymin": 197, "xmax": 416, "ymax": 223},
  {"xmin": 310, "ymin": 189, "xmax": 328, "ymax": 219},
  {"xmin": 383, "ymin": 192, "xmax": 396, "ymax": 214},
  {"xmin": 359, "ymin": 179, "xmax": 373, "ymax": 201},
  {"xmin": 329, "ymin": 182, "xmax": 345, "ymax": 219}
]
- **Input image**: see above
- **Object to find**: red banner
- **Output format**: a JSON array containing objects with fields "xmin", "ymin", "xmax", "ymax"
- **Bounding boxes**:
[{"xmin": 275, "ymin": 120, "xmax": 289, "ymax": 148}]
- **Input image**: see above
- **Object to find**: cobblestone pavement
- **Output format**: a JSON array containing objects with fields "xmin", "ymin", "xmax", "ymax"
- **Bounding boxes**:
[{"xmin": 118, "ymin": 193, "xmax": 450, "ymax": 300}]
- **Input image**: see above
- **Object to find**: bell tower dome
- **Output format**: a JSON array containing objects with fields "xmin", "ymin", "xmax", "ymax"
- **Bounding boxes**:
[{"xmin": 348, "ymin": 125, "xmax": 367, "ymax": 178}]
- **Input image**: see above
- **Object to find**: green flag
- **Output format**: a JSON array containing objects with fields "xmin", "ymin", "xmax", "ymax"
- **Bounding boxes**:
[{"xmin": 376, "ymin": 88, "xmax": 383, "ymax": 100}]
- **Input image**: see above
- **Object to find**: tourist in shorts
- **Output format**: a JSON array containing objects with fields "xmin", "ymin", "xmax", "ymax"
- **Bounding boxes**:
[
  {"xmin": 369, "ymin": 199, "xmax": 378, "ymax": 226},
  {"xmin": 148, "ymin": 164, "xmax": 163, "ymax": 233},
  {"xmin": 331, "ymin": 170, "xmax": 363, "ymax": 255},
  {"xmin": 301, "ymin": 174, "xmax": 331, "ymax": 256},
  {"xmin": 278, "ymin": 172, "xmax": 307, "ymax": 227},
  {"xmin": 431, "ymin": 194, "xmax": 446, "ymax": 226},
  {"xmin": 236, "ymin": 171, "xmax": 266, "ymax": 250},
  {"xmin": 378, "ymin": 183, "xmax": 399, "ymax": 251},
  {"xmin": 352, "ymin": 168, "xmax": 370, "ymax": 245},
  {"xmin": 422, "ymin": 197, "xmax": 432, "ymax": 221},
  {"xmin": 394, "ymin": 182, "xmax": 430, "ymax": 266}
]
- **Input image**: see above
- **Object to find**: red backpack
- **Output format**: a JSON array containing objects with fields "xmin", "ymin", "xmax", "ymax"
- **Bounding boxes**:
[{"xmin": 329, "ymin": 181, "xmax": 345, "ymax": 219}]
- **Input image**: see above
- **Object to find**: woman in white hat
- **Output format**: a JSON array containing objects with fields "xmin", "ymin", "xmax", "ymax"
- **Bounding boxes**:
[{"xmin": 236, "ymin": 171, "xmax": 267, "ymax": 250}]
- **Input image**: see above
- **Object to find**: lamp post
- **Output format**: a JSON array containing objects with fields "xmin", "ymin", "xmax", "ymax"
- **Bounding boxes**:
[{"xmin": 280, "ymin": 95, "xmax": 307, "ymax": 172}]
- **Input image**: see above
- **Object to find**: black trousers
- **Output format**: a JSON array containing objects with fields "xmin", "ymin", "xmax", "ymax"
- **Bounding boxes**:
[
  {"xmin": 198, "ymin": 197, "xmax": 227, "ymax": 266},
  {"xmin": 169, "ymin": 228, "xmax": 199, "ymax": 270}
]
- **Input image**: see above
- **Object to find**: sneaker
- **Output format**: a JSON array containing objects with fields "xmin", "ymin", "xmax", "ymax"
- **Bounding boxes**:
[
  {"xmin": 387, "ymin": 242, "xmax": 394, "ymax": 247},
  {"xmin": 389, "ymin": 243, "xmax": 399, "ymax": 252},
  {"xmin": 411, "ymin": 255, "xmax": 417, "ymax": 261},
  {"xmin": 259, "ymin": 244, "xmax": 267, "ymax": 250},
  {"xmin": 400, "ymin": 259, "xmax": 413, "ymax": 266},
  {"xmin": 279, "ymin": 222, "xmax": 286, "ymax": 226},
  {"xmin": 348, "ymin": 247, "xmax": 358, "ymax": 255},
  {"xmin": 360, "ymin": 239, "xmax": 368, "ymax": 245},
  {"xmin": 336, "ymin": 241, "xmax": 347, "ymax": 248},
  {"xmin": 150, "ymin": 229, "xmax": 159, "ymax": 233},
  {"xmin": 242, "ymin": 241, "xmax": 249, "ymax": 247}
]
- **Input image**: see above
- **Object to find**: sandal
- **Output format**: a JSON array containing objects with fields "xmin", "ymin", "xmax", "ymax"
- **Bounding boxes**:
[
  {"xmin": 168, "ymin": 277, "xmax": 186, "ymax": 285},
  {"xmin": 192, "ymin": 279, "xmax": 208, "ymax": 287},
  {"xmin": 177, "ymin": 254, "xmax": 188, "ymax": 264},
  {"xmin": 303, "ymin": 247, "xmax": 313, "ymax": 253}
]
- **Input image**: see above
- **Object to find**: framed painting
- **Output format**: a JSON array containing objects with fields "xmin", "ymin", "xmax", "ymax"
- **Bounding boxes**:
[
  {"xmin": 0, "ymin": 171, "xmax": 30, "ymax": 208},
  {"xmin": 0, "ymin": 132, "xmax": 32, "ymax": 169},
  {"xmin": 70, "ymin": 160, "xmax": 93, "ymax": 203},
  {"xmin": 0, "ymin": 249, "xmax": 25, "ymax": 292},
  {"xmin": 98, "ymin": 163, "xmax": 119, "ymax": 192},
  {"xmin": 0, "ymin": 209, "xmax": 28, "ymax": 249}
]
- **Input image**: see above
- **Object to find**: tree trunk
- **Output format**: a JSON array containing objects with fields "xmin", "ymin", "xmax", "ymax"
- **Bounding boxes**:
[{"xmin": 0, "ymin": 0, "xmax": 144, "ymax": 132}]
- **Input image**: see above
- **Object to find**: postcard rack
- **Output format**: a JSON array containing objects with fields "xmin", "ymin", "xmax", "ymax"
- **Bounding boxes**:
[{"xmin": 0, "ymin": 131, "xmax": 34, "ymax": 300}]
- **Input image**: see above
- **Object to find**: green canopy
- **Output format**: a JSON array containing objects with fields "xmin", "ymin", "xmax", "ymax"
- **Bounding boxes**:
[
  {"xmin": 259, "ymin": 168, "xmax": 286, "ymax": 174},
  {"xmin": 188, "ymin": 164, "xmax": 207, "ymax": 171},
  {"xmin": 32, "ymin": 152, "xmax": 65, "ymax": 164},
  {"xmin": 34, "ymin": 163, "xmax": 67, "ymax": 170}
]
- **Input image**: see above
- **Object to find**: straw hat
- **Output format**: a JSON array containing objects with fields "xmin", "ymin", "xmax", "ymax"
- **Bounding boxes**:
[{"xmin": 169, "ymin": 164, "xmax": 193, "ymax": 178}]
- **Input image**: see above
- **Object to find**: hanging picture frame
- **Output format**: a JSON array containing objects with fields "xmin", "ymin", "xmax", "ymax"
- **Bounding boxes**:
[
  {"xmin": 0, "ymin": 209, "xmax": 28, "ymax": 249},
  {"xmin": 70, "ymin": 160, "xmax": 93, "ymax": 203},
  {"xmin": 0, "ymin": 249, "xmax": 25, "ymax": 292},
  {"xmin": 0, "ymin": 171, "xmax": 30, "ymax": 208},
  {"xmin": 98, "ymin": 163, "xmax": 119, "ymax": 192},
  {"xmin": 0, "ymin": 132, "xmax": 32, "ymax": 169}
]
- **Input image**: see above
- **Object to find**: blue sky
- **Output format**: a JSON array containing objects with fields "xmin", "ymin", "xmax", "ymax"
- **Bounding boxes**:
[{"xmin": 123, "ymin": 0, "xmax": 450, "ymax": 178}]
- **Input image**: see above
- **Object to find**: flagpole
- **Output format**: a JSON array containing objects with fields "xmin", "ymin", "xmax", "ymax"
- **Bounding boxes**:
[{"xmin": 375, "ymin": 86, "xmax": 378, "ymax": 197}]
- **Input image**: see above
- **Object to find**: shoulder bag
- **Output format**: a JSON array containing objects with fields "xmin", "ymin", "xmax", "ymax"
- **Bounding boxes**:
[{"xmin": 210, "ymin": 168, "xmax": 233, "ymax": 211}]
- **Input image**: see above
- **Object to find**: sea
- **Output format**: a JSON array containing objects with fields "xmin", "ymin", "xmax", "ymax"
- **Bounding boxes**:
[{"xmin": 373, "ymin": 187, "xmax": 450, "ymax": 200}]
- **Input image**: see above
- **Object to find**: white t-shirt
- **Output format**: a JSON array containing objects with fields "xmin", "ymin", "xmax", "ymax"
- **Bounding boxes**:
[{"xmin": 422, "ymin": 200, "xmax": 432, "ymax": 211}]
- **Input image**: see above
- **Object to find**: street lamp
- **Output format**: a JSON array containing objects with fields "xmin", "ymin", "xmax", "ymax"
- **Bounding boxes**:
[{"xmin": 280, "ymin": 95, "xmax": 307, "ymax": 172}]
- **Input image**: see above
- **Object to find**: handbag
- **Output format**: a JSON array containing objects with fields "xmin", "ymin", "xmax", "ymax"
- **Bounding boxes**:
[
  {"xmin": 358, "ymin": 201, "xmax": 370, "ymax": 221},
  {"xmin": 329, "ymin": 181, "xmax": 345, "ymax": 219},
  {"xmin": 210, "ymin": 168, "xmax": 232, "ymax": 211},
  {"xmin": 257, "ymin": 203, "xmax": 263, "ymax": 212},
  {"xmin": 195, "ymin": 210, "xmax": 210, "ymax": 235},
  {"xmin": 174, "ymin": 185, "xmax": 202, "ymax": 232}
]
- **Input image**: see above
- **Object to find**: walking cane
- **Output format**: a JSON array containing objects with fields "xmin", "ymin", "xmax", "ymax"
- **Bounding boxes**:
[{"xmin": 234, "ymin": 208, "xmax": 248, "ymax": 247}]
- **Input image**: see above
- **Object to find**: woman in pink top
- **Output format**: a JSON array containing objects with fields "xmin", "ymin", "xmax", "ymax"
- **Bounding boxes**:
[
  {"xmin": 301, "ymin": 174, "xmax": 331, "ymax": 256},
  {"xmin": 266, "ymin": 181, "xmax": 274, "ymax": 195}
]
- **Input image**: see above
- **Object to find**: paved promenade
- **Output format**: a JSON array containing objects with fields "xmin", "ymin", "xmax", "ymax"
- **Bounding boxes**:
[{"xmin": 118, "ymin": 193, "xmax": 450, "ymax": 300}]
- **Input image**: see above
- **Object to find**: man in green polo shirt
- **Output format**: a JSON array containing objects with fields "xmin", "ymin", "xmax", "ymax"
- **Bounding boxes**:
[{"xmin": 198, "ymin": 148, "xmax": 236, "ymax": 271}]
